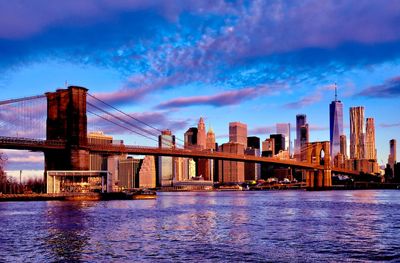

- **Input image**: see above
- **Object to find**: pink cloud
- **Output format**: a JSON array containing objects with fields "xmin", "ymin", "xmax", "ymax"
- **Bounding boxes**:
[{"xmin": 156, "ymin": 85, "xmax": 275, "ymax": 109}]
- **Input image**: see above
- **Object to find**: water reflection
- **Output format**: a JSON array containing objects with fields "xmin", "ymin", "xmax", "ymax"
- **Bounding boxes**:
[
  {"xmin": 0, "ymin": 190, "xmax": 400, "ymax": 262},
  {"xmin": 44, "ymin": 202, "xmax": 94, "ymax": 262}
]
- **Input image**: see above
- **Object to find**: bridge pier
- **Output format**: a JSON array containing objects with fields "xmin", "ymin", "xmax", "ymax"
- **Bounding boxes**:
[
  {"xmin": 305, "ymin": 141, "xmax": 332, "ymax": 189},
  {"xmin": 45, "ymin": 86, "xmax": 89, "ymax": 171}
]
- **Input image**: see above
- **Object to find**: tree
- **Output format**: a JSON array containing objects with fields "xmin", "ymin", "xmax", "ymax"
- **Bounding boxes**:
[{"xmin": 0, "ymin": 152, "xmax": 7, "ymax": 193}]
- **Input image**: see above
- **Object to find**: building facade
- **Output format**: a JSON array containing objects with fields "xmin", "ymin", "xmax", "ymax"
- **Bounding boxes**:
[
  {"xmin": 340, "ymin": 135, "xmax": 347, "ymax": 159},
  {"xmin": 365, "ymin": 118, "xmax": 377, "ymax": 160},
  {"xmin": 295, "ymin": 114, "xmax": 307, "ymax": 155},
  {"xmin": 276, "ymin": 123, "xmax": 291, "ymax": 155},
  {"xmin": 349, "ymin": 106, "xmax": 365, "ymax": 159},
  {"xmin": 229, "ymin": 122, "xmax": 248, "ymax": 148},
  {"xmin": 197, "ymin": 117, "xmax": 206, "ymax": 150},
  {"xmin": 388, "ymin": 139, "xmax": 397, "ymax": 171},
  {"xmin": 158, "ymin": 129, "xmax": 176, "ymax": 187},
  {"xmin": 218, "ymin": 142, "xmax": 245, "ymax": 183},
  {"xmin": 329, "ymin": 94, "xmax": 343, "ymax": 160},
  {"xmin": 118, "ymin": 158, "xmax": 142, "ymax": 189}
]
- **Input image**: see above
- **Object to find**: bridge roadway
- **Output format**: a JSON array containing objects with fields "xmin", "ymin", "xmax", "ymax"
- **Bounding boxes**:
[{"xmin": 0, "ymin": 136, "xmax": 359, "ymax": 176}]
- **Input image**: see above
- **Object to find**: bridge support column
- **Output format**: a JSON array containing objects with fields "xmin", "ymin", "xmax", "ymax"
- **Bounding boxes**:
[
  {"xmin": 304, "ymin": 141, "xmax": 333, "ymax": 190},
  {"xmin": 305, "ymin": 170, "xmax": 314, "ymax": 188},
  {"xmin": 45, "ymin": 86, "xmax": 89, "ymax": 171}
]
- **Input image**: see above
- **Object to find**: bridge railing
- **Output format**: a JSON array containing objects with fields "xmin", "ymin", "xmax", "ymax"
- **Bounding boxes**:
[{"xmin": 0, "ymin": 136, "xmax": 66, "ymax": 147}]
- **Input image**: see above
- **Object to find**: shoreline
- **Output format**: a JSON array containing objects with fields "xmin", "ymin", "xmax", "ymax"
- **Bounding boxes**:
[{"xmin": 1, "ymin": 185, "xmax": 399, "ymax": 202}]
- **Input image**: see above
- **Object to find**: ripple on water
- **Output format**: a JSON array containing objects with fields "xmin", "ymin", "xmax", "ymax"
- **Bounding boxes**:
[{"xmin": 1, "ymin": 190, "xmax": 400, "ymax": 262}]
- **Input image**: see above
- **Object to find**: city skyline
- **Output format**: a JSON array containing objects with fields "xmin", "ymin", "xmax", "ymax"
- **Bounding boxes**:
[{"xmin": 0, "ymin": 1, "xmax": 399, "ymax": 170}]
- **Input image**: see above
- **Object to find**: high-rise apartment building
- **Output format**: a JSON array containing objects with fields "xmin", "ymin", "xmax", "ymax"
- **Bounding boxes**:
[
  {"xmin": 329, "ymin": 87, "xmax": 343, "ymax": 159},
  {"xmin": 158, "ymin": 129, "xmax": 175, "ymax": 187},
  {"xmin": 365, "ymin": 118, "xmax": 377, "ymax": 160},
  {"xmin": 388, "ymin": 139, "xmax": 397, "ymax": 171},
  {"xmin": 350, "ymin": 106, "xmax": 365, "ymax": 159},
  {"xmin": 276, "ymin": 123, "xmax": 291, "ymax": 155},
  {"xmin": 229, "ymin": 122, "xmax": 247, "ymax": 148}
]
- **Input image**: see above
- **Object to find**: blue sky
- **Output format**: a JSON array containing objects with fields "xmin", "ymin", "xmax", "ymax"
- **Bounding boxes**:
[{"xmin": 0, "ymin": 0, "xmax": 399, "ymax": 170}]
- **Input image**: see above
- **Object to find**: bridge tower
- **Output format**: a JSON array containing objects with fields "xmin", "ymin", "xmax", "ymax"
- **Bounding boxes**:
[
  {"xmin": 305, "ymin": 141, "xmax": 332, "ymax": 189},
  {"xmin": 44, "ymin": 86, "xmax": 89, "ymax": 171}
]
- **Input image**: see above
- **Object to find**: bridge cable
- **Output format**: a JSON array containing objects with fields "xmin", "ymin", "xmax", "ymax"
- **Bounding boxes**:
[
  {"xmin": 87, "ymin": 93, "xmax": 185, "ymax": 144},
  {"xmin": 87, "ymin": 109, "xmax": 159, "ymax": 143},
  {"xmin": 87, "ymin": 102, "xmax": 161, "ymax": 139}
]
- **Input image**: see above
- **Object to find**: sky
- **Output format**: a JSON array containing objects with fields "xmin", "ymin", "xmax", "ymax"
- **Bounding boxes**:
[{"xmin": 0, "ymin": 0, "xmax": 399, "ymax": 170}]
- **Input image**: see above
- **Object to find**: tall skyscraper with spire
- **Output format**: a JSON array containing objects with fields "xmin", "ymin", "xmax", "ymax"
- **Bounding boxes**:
[
  {"xmin": 329, "ymin": 84, "xmax": 343, "ymax": 160},
  {"xmin": 197, "ymin": 117, "xmax": 206, "ymax": 150},
  {"xmin": 349, "ymin": 106, "xmax": 365, "ymax": 159},
  {"xmin": 365, "ymin": 118, "xmax": 377, "ymax": 160}
]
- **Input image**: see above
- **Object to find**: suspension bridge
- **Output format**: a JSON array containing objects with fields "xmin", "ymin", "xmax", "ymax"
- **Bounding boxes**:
[{"xmin": 0, "ymin": 86, "xmax": 360, "ymax": 190}]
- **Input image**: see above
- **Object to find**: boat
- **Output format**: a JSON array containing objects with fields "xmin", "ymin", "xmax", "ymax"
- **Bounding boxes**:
[
  {"xmin": 218, "ymin": 184, "xmax": 243, "ymax": 191},
  {"xmin": 126, "ymin": 189, "xmax": 157, "ymax": 200},
  {"xmin": 101, "ymin": 189, "xmax": 157, "ymax": 200}
]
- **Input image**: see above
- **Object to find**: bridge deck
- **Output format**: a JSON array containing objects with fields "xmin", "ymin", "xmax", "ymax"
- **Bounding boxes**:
[{"xmin": 0, "ymin": 136, "xmax": 359, "ymax": 176}]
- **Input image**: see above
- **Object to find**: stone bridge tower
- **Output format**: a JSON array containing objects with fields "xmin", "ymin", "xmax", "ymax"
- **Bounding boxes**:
[
  {"xmin": 45, "ymin": 86, "xmax": 89, "ymax": 171},
  {"xmin": 304, "ymin": 141, "xmax": 332, "ymax": 189}
]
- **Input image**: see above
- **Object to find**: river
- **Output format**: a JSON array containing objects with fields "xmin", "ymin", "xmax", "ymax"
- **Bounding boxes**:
[{"xmin": 1, "ymin": 190, "xmax": 399, "ymax": 262}]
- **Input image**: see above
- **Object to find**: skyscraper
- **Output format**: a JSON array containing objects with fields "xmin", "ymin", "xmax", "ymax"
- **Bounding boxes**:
[
  {"xmin": 270, "ymin": 134, "xmax": 285, "ymax": 155},
  {"xmin": 197, "ymin": 117, "xmax": 206, "ymax": 150},
  {"xmin": 295, "ymin": 114, "xmax": 308, "ymax": 158},
  {"xmin": 245, "ymin": 136, "xmax": 261, "ymax": 181},
  {"xmin": 206, "ymin": 127, "xmax": 216, "ymax": 181},
  {"xmin": 218, "ymin": 142, "xmax": 245, "ymax": 183},
  {"xmin": 206, "ymin": 127, "xmax": 216, "ymax": 150},
  {"xmin": 276, "ymin": 123, "xmax": 291, "ymax": 155},
  {"xmin": 349, "ymin": 106, "xmax": 365, "ymax": 159},
  {"xmin": 329, "ymin": 86, "xmax": 343, "ymax": 159},
  {"xmin": 247, "ymin": 136, "xmax": 260, "ymax": 150},
  {"xmin": 365, "ymin": 118, "xmax": 377, "ymax": 160},
  {"xmin": 229, "ymin": 122, "xmax": 247, "ymax": 148},
  {"xmin": 388, "ymin": 139, "xmax": 397, "ymax": 171},
  {"xmin": 184, "ymin": 127, "xmax": 197, "ymax": 149},
  {"xmin": 158, "ymin": 129, "xmax": 175, "ymax": 187},
  {"xmin": 340, "ymin": 135, "xmax": 347, "ymax": 158}
]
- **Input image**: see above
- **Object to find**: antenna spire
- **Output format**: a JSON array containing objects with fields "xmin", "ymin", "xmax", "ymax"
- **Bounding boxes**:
[{"xmin": 334, "ymin": 82, "xmax": 337, "ymax": 101}]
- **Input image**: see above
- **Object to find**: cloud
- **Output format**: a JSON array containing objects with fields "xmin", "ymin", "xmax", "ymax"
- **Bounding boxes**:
[
  {"xmin": 284, "ymin": 84, "xmax": 336, "ymax": 109},
  {"xmin": 379, "ymin": 122, "xmax": 400, "ymax": 128},
  {"xmin": 356, "ymin": 76, "xmax": 400, "ymax": 98},
  {"xmin": 1, "ymin": 0, "xmax": 400, "ymax": 93},
  {"xmin": 284, "ymin": 93, "xmax": 323, "ymax": 109},
  {"xmin": 156, "ymin": 85, "xmax": 275, "ymax": 109},
  {"xmin": 1, "ymin": 150, "xmax": 44, "ymax": 170},
  {"xmin": 248, "ymin": 126, "xmax": 276, "ymax": 136},
  {"xmin": 308, "ymin": 125, "xmax": 329, "ymax": 131}
]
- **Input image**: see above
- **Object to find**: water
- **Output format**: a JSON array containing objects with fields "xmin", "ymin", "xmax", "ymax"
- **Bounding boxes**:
[{"xmin": 1, "ymin": 190, "xmax": 400, "ymax": 262}]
